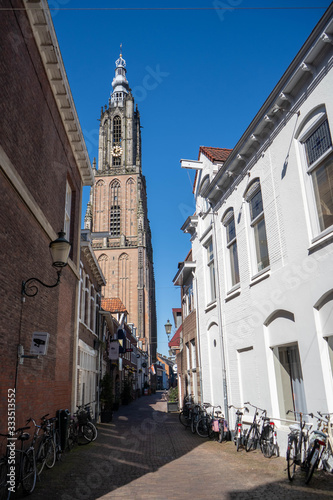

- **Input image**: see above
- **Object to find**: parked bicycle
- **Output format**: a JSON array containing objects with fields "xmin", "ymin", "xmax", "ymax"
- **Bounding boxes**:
[
  {"xmin": 196, "ymin": 405, "xmax": 222, "ymax": 439},
  {"xmin": 244, "ymin": 402, "xmax": 279, "ymax": 458},
  {"xmin": 67, "ymin": 407, "xmax": 95, "ymax": 449},
  {"xmin": 0, "ymin": 425, "xmax": 36, "ymax": 498},
  {"xmin": 304, "ymin": 411, "xmax": 333, "ymax": 484},
  {"xmin": 229, "ymin": 404, "xmax": 249, "ymax": 451},
  {"xmin": 79, "ymin": 403, "xmax": 98, "ymax": 441},
  {"xmin": 36, "ymin": 414, "xmax": 58, "ymax": 476},
  {"xmin": 286, "ymin": 410, "xmax": 313, "ymax": 481}
]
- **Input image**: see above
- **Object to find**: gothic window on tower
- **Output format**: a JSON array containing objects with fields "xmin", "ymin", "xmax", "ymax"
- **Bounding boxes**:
[
  {"xmin": 113, "ymin": 116, "xmax": 122, "ymax": 166},
  {"xmin": 110, "ymin": 180, "xmax": 121, "ymax": 236},
  {"xmin": 110, "ymin": 206, "xmax": 120, "ymax": 236}
]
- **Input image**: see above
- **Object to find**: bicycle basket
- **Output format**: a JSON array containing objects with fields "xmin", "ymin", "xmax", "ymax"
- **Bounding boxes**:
[{"xmin": 77, "ymin": 409, "xmax": 89, "ymax": 425}]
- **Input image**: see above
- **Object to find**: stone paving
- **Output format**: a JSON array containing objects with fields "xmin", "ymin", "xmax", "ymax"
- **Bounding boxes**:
[{"xmin": 15, "ymin": 392, "xmax": 333, "ymax": 500}]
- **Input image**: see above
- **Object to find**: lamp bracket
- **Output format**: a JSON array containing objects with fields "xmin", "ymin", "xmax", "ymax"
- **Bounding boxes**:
[{"xmin": 22, "ymin": 269, "xmax": 62, "ymax": 297}]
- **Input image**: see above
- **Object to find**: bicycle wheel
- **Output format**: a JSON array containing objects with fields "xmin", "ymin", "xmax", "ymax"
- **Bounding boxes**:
[
  {"xmin": 196, "ymin": 416, "xmax": 210, "ymax": 438},
  {"xmin": 218, "ymin": 421, "xmax": 226, "ymax": 443},
  {"xmin": 44, "ymin": 438, "xmax": 56, "ymax": 469},
  {"xmin": 179, "ymin": 411, "xmax": 189, "ymax": 427},
  {"xmin": 305, "ymin": 443, "xmax": 319, "ymax": 485},
  {"xmin": 35, "ymin": 440, "xmax": 46, "ymax": 476},
  {"xmin": 67, "ymin": 423, "xmax": 76, "ymax": 451},
  {"xmin": 90, "ymin": 422, "xmax": 98, "ymax": 441},
  {"xmin": 246, "ymin": 426, "xmax": 257, "ymax": 452},
  {"xmin": 261, "ymin": 427, "xmax": 274, "ymax": 458},
  {"xmin": 54, "ymin": 430, "xmax": 62, "ymax": 461},
  {"xmin": 21, "ymin": 449, "xmax": 36, "ymax": 495},
  {"xmin": 191, "ymin": 414, "xmax": 197, "ymax": 434},
  {"xmin": 287, "ymin": 437, "xmax": 297, "ymax": 481},
  {"xmin": 79, "ymin": 422, "xmax": 94, "ymax": 444},
  {"xmin": 0, "ymin": 459, "xmax": 10, "ymax": 500}
]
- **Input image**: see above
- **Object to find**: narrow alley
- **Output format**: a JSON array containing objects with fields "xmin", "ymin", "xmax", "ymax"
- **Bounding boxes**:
[{"xmin": 17, "ymin": 392, "xmax": 333, "ymax": 500}]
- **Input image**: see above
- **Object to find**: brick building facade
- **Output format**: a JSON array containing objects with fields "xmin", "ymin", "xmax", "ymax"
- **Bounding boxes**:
[{"xmin": 0, "ymin": 1, "xmax": 93, "ymax": 426}]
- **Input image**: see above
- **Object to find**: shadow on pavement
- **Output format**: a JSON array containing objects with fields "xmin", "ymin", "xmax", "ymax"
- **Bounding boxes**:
[{"xmin": 20, "ymin": 392, "xmax": 204, "ymax": 500}]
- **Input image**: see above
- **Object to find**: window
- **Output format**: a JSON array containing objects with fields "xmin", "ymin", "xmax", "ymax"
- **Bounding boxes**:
[
  {"xmin": 245, "ymin": 180, "xmax": 269, "ymax": 273},
  {"xmin": 110, "ymin": 181, "xmax": 120, "ymax": 236},
  {"xmin": 206, "ymin": 240, "xmax": 216, "ymax": 302},
  {"xmin": 64, "ymin": 180, "xmax": 72, "ymax": 241},
  {"xmin": 301, "ymin": 117, "xmax": 333, "ymax": 233},
  {"xmin": 113, "ymin": 116, "xmax": 121, "ymax": 144},
  {"xmin": 273, "ymin": 344, "xmax": 306, "ymax": 420},
  {"xmin": 110, "ymin": 206, "xmax": 120, "ymax": 236},
  {"xmin": 222, "ymin": 209, "xmax": 240, "ymax": 287}
]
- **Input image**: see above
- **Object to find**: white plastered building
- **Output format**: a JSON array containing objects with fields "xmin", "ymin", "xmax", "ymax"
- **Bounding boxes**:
[{"xmin": 180, "ymin": 5, "xmax": 333, "ymax": 452}]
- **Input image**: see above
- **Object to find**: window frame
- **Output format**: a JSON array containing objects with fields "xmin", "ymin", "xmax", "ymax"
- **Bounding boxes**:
[
  {"xmin": 222, "ymin": 208, "xmax": 240, "ymax": 290},
  {"xmin": 298, "ymin": 112, "xmax": 333, "ymax": 238},
  {"xmin": 205, "ymin": 239, "xmax": 216, "ymax": 304},
  {"xmin": 244, "ymin": 180, "xmax": 270, "ymax": 275}
]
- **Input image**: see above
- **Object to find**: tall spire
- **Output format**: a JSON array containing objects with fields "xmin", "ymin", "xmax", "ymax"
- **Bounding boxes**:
[{"xmin": 111, "ymin": 46, "xmax": 129, "ymax": 105}]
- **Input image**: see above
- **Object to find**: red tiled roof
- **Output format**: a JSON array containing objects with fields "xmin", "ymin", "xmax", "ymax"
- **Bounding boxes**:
[
  {"xmin": 101, "ymin": 298, "xmax": 127, "ymax": 313},
  {"xmin": 198, "ymin": 146, "xmax": 233, "ymax": 163},
  {"xmin": 169, "ymin": 324, "xmax": 182, "ymax": 348},
  {"xmin": 193, "ymin": 146, "xmax": 233, "ymax": 193}
]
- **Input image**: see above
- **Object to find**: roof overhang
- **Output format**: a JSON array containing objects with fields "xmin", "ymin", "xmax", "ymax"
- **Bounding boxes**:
[
  {"xmin": 81, "ymin": 231, "xmax": 106, "ymax": 287},
  {"xmin": 173, "ymin": 261, "xmax": 196, "ymax": 286},
  {"xmin": 24, "ymin": 0, "xmax": 94, "ymax": 186},
  {"xmin": 205, "ymin": 5, "xmax": 333, "ymax": 205}
]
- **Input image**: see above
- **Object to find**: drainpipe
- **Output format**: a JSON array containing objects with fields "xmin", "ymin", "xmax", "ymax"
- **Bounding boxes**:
[
  {"xmin": 211, "ymin": 211, "xmax": 229, "ymax": 422},
  {"xmin": 193, "ymin": 271, "xmax": 204, "ymax": 405}
]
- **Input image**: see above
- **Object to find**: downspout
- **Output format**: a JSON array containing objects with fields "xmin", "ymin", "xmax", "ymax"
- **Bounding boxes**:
[
  {"xmin": 193, "ymin": 271, "xmax": 204, "ymax": 404},
  {"xmin": 212, "ymin": 211, "xmax": 229, "ymax": 422}
]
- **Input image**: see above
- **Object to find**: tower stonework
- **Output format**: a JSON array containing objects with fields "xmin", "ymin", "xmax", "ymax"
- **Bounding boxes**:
[{"xmin": 85, "ymin": 52, "xmax": 157, "ymax": 363}]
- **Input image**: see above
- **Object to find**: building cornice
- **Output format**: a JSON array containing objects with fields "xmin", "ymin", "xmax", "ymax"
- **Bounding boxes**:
[
  {"xmin": 205, "ymin": 4, "xmax": 333, "ymax": 205},
  {"xmin": 24, "ymin": 0, "xmax": 94, "ymax": 186}
]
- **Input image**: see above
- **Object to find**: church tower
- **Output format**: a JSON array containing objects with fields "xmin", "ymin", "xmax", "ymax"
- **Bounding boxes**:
[{"xmin": 85, "ymin": 50, "xmax": 157, "ymax": 363}]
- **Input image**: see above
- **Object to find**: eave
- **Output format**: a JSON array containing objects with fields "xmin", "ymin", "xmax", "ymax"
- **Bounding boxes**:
[
  {"xmin": 24, "ymin": 0, "xmax": 94, "ymax": 186},
  {"xmin": 205, "ymin": 5, "xmax": 333, "ymax": 205},
  {"xmin": 173, "ymin": 261, "xmax": 196, "ymax": 286}
]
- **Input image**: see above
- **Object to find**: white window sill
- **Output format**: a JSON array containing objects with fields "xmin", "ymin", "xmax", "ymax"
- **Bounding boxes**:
[
  {"xmin": 309, "ymin": 226, "xmax": 333, "ymax": 252},
  {"xmin": 225, "ymin": 285, "xmax": 241, "ymax": 302},
  {"xmin": 249, "ymin": 267, "xmax": 270, "ymax": 287},
  {"xmin": 205, "ymin": 300, "xmax": 217, "ymax": 313}
]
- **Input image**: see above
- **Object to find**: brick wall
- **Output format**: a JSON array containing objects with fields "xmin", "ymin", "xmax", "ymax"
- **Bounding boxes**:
[{"xmin": 0, "ymin": 2, "xmax": 81, "ymax": 427}]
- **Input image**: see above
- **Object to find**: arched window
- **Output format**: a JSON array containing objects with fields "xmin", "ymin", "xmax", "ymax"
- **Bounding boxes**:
[
  {"xmin": 119, "ymin": 253, "xmax": 129, "ymax": 309},
  {"xmin": 297, "ymin": 107, "xmax": 333, "ymax": 235},
  {"xmin": 94, "ymin": 180, "xmax": 105, "ymax": 231},
  {"xmin": 113, "ymin": 116, "xmax": 122, "ymax": 166},
  {"xmin": 113, "ymin": 116, "xmax": 121, "ymax": 144},
  {"xmin": 244, "ymin": 179, "xmax": 270, "ymax": 274},
  {"xmin": 110, "ymin": 180, "xmax": 120, "ymax": 236},
  {"xmin": 126, "ymin": 178, "xmax": 135, "ymax": 236}
]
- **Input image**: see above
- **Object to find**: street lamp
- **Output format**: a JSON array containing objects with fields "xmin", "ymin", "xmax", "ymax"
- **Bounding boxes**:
[
  {"xmin": 22, "ymin": 230, "xmax": 71, "ymax": 297},
  {"xmin": 164, "ymin": 319, "xmax": 172, "ymax": 343}
]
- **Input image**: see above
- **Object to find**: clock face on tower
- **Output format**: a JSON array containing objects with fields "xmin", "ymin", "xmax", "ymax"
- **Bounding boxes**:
[{"xmin": 111, "ymin": 145, "xmax": 123, "ymax": 157}]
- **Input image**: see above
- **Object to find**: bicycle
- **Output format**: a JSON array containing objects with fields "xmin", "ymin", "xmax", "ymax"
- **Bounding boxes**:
[
  {"xmin": 318, "ymin": 412, "xmax": 333, "ymax": 475},
  {"xmin": 244, "ymin": 402, "xmax": 279, "ymax": 457},
  {"xmin": 217, "ymin": 413, "xmax": 229, "ymax": 443},
  {"xmin": 67, "ymin": 409, "xmax": 95, "ymax": 449},
  {"xmin": 0, "ymin": 425, "xmax": 37, "ymax": 498},
  {"xmin": 286, "ymin": 410, "xmax": 313, "ymax": 481},
  {"xmin": 36, "ymin": 414, "xmax": 57, "ymax": 476},
  {"xmin": 304, "ymin": 411, "xmax": 333, "ymax": 484},
  {"xmin": 196, "ymin": 405, "xmax": 221, "ymax": 439},
  {"xmin": 228, "ymin": 404, "xmax": 249, "ymax": 451},
  {"xmin": 178, "ymin": 395, "xmax": 194, "ymax": 428},
  {"xmin": 78, "ymin": 403, "xmax": 98, "ymax": 441}
]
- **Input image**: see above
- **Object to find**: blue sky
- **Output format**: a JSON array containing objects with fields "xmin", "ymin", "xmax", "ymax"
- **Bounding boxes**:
[{"xmin": 51, "ymin": 0, "xmax": 330, "ymax": 356}]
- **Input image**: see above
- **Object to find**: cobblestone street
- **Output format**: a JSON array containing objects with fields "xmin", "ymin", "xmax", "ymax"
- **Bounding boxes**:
[{"xmin": 17, "ymin": 392, "xmax": 333, "ymax": 500}]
